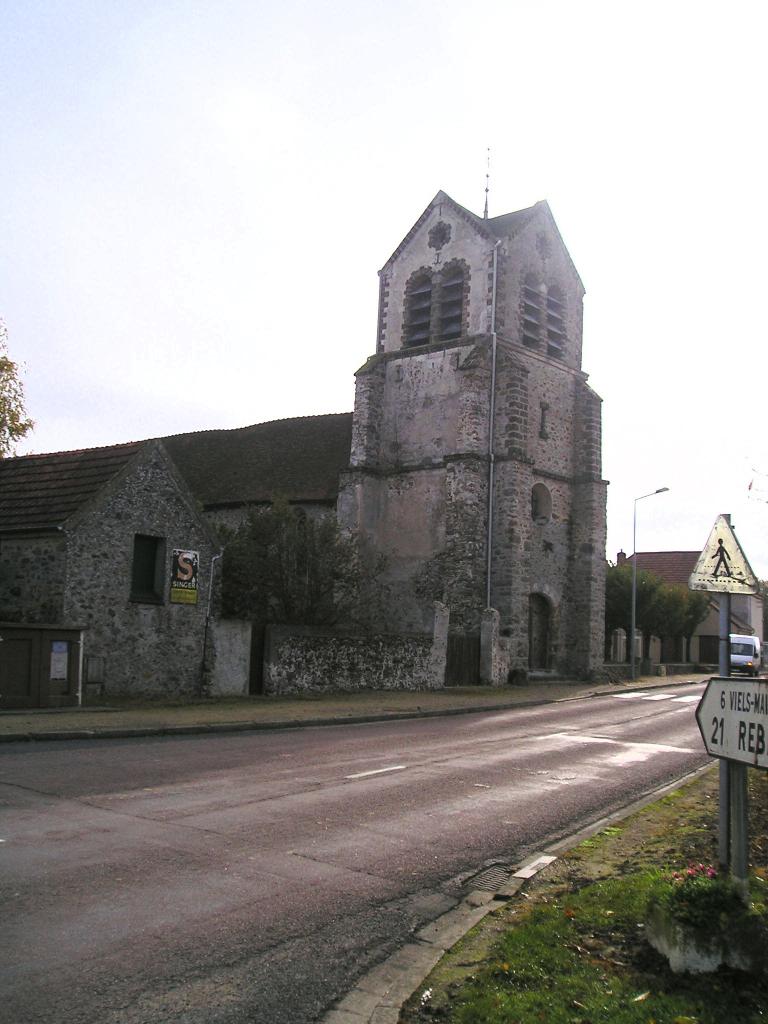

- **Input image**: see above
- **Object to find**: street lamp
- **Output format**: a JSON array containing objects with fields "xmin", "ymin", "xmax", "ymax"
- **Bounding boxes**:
[{"xmin": 631, "ymin": 487, "xmax": 670, "ymax": 680}]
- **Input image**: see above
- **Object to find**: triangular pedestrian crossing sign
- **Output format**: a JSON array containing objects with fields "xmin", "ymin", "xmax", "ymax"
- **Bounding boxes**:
[{"xmin": 688, "ymin": 515, "xmax": 759, "ymax": 594}]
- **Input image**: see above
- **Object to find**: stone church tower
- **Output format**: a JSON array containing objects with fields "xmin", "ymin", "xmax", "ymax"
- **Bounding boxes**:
[{"xmin": 338, "ymin": 191, "xmax": 606, "ymax": 678}]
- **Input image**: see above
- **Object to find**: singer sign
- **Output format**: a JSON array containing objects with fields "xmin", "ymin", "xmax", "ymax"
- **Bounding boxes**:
[{"xmin": 170, "ymin": 549, "xmax": 199, "ymax": 605}]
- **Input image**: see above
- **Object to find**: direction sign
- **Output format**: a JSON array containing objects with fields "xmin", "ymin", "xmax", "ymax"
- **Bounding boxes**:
[
  {"xmin": 688, "ymin": 515, "xmax": 759, "ymax": 595},
  {"xmin": 696, "ymin": 676, "xmax": 768, "ymax": 768}
]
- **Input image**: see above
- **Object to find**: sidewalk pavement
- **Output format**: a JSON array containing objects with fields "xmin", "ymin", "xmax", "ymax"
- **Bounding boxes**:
[{"xmin": 0, "ymin": 672, "xmax": 710, "ymax": 742}]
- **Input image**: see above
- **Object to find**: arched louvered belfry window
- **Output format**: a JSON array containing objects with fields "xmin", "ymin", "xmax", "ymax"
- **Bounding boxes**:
[
  {"xmin": 404, "ymin": 270, "xmax": 433, "ymax": 347},
  {"xmin": 521, "ymin": 274, "xmax": 566, "ymax": 358},
  {"xmin": 438, "ymin": 261, "xmax": 465, "ymax": 341},
  {"xmin": 522, "ymin": 274, "xmax": 544, "ymax": 349},
  {"xmin": 545, "ymin": 285, "xmax": 566, "ymax": 358}
]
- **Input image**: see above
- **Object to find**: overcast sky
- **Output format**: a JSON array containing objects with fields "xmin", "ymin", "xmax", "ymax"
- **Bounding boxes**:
[{"xmin": 2, "ymin": 0, "xmax": 767, "ymax": 578}]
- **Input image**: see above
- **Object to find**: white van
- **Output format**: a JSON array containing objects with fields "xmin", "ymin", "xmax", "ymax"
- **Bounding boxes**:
[{"xmin": 730, "ymin": 634, "xmax": 762, "ymax": 677}]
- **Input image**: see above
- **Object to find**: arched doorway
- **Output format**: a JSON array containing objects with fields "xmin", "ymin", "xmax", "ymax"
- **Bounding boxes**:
[{"xmin": 528, "ymin": 593, "xmax": 551, "ymax": 670}]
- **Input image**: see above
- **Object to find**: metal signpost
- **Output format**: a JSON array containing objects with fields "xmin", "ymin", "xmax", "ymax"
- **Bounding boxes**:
[{"xmin": 690, "ymin": 514, "xmax": 760, "ymax": 896}]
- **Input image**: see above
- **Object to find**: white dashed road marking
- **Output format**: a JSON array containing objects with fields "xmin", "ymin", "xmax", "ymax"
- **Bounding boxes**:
[
  {"xmin": 612, "ymin": 691, "xmax": 703, "ymax": 703},
  {"xmin": 544, "ymin": 733, "xmax": 697, "ymax": 754},
  {"xmin": 345, "ymin": 765, "xmax": 407, "ymax": 780}
]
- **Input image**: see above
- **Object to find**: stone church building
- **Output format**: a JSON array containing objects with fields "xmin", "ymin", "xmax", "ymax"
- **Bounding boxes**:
[
  {"xmin": 338, "ymin": 191, "xmax": 607, "ymax": 677},
  {"xmin": 0, "ymin": 190, "xmax": 606, "ymax": 703}
]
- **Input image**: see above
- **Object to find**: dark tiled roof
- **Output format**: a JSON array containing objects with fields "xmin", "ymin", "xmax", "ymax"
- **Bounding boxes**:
[
  {"xmin": 428, "ymin": 193, "xmax": 538, "ymax": 240},
  {"xmin": 627, "ymin": 551, "xmax": 700, "ymax": 586},
  {"xmin": 163, "ymin": 413, "xmax": 353, "ymax": 507},
  {"xmin": 0, "ymin": 414, "xmax": 354, "ymax": 532},
  {"xmin": 0, "ymin": 442, "xmax": 145, "ymax": 532},
  {"xmin": 486, "ymin": 206, "xmax": 538, "ymax": 237}
]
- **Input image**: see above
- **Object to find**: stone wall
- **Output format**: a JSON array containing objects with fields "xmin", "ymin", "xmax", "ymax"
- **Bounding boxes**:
[
  {"xmin": 492, "ymin": 206, "xmax": 585, "ymax": 372},
  {"xmin": 0, "ymin": 534, "xmax": 67, "ymax": 624},
  {"xmin": 207, "ymin": 618, "xmax": 252, "ymax": 696},
  {"xmin": 264, "ymin": 603, "xmax": 449, "ymax": 695},
  {"xmin": 64, "ymin": 442, "xmax": 218, "ymax": 696}
]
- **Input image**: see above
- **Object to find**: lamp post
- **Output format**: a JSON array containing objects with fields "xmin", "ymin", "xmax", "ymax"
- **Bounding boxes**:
[{"xmin": 630, "ymin": 487, "xmax": 670, "ymax": 680}]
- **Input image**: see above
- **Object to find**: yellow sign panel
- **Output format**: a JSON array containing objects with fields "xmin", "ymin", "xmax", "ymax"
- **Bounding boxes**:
[{"xmin": 688, "ymin": 516, "xmax": 758, "ymax": 595}]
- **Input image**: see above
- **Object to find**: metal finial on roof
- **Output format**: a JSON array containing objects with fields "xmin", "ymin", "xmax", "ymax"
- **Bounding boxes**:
[{"xmin": 483, "ymin": 147, "xmax": 490, "ymax": 219}]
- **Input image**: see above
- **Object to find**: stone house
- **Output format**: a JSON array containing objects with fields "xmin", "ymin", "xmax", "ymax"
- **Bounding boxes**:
[
  {"xmin": 338, "ymin": 191, "xmax": 607, "ymax": 678},
  {"xmin": 0, "ymin": 441, "xmax": 219, "ymax": 705}
]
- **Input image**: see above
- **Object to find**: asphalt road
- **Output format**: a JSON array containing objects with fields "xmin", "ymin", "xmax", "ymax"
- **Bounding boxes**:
[{"xmin": 0, "ymin": 683, "xmax": 710, "ymax": 1024}]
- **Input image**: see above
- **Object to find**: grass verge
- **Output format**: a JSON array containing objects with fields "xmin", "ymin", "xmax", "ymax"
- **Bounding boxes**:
[{"xmin": 401, "ymin": 768, "xmax": 768, "ymax": 1024}]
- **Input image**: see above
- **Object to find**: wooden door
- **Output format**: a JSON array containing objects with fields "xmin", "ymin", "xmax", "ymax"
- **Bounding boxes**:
[
  {"xmin": 528, "ymin": 594, "xmax": 551, "ymax": 670},
  {"xmin": 445, "ymin": 634, "xmax": 481, "ymax": 686},
  {"xmin": 0, "ymin": 632, "xmax": 40, "ymax": 708}
]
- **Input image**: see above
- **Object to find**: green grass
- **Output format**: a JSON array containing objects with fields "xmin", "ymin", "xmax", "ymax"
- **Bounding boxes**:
[{"xmin": 446, "ymin": 872, "xmax": 768, "ymax": 1024}]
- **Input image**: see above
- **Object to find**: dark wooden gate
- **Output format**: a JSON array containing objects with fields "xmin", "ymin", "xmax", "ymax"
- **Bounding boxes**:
[
  {"xmin": 249, "ymin": 622, "xmax": 266, "ymax": 694},
  {"xmin": 445, "ymin": 634, "xmax": 480, "ymax": 686},
  {"xmin": 528, "ymin": 594, "xmax": 551, "ymax": 670},
  {"xmin": 0, "ymin": 624, "xmax": 82, "ymax": 708}
]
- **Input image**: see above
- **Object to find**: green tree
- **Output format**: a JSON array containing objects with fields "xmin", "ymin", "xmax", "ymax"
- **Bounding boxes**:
[
  {"xmin": 679, "ymin": 589, "xmax": 710, "ymax": 660},
  {"xmin": 605, "ymin": 563, "xmax": 709, "ymax": 660},
  {"xmin": 221, "ymin": 497, "xmax": 367, "ymax": 626},
  {"xmin": 0, "ymin": 319, "xmax": 33, "ymax": 456},
  {"xmin": 605, "ymin": 563, "xmax": 663, "ymax": 640}
]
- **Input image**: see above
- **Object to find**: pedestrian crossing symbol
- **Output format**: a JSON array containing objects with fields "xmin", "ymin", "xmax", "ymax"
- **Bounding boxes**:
[{"xmin": 688, "ymin": 515, "xmax": 759, "ymax": 594}]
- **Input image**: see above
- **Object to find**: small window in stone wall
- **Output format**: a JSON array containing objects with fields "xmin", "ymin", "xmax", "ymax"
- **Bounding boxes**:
[
  {"xmin": 131, "ymin": 534, "xmax": 165, "ymax": 603},
  {"xmin": 539, "ymin": 401, "xmax": 549, "ymax": 440},
  {"xmin": 531, "ymin": 483, "xmax": 552, "ymax": 524},
  {"xmin": 86, "ymin": 655, "xmax": 106, "ymax": 684}
]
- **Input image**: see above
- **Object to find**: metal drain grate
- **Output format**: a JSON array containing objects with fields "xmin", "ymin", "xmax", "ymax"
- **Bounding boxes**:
[{"xmin": 467, "ymin": 864, "xmax": 513, "ymax": 892}]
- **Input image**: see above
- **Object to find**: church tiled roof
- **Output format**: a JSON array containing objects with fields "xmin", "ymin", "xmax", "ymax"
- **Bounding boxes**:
[
  {"xmin": 0, "ymin": 413, "xmax": 354, "ymax": 532},
  {"xmin": 162, "ymin": 412, "xmax": 353, "ymax": 508},
  {"xmin": 0, "ymin": 442, "xmax": 145, "ymax": 532}
]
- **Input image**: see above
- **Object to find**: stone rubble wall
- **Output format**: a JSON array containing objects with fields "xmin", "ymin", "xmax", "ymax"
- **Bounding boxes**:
[
  {"xmin": 0, "ymin": 534, "xmax": 67, "ymax": 625},
  {"xmin": 264, "ymin": 603, "xmax": 449, "ymax": 696}
]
